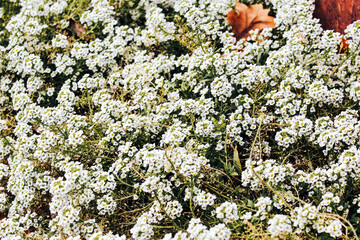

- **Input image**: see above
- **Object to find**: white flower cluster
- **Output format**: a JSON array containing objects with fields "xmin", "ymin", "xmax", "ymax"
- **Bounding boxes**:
[
  {"xmin": 184, "ymin": 187, "xmax": 216, "ymax": 210},
  {"xmin": 162, "ymin": 218, "xmax": 231, "ymax": 240},
  {"xmin": 268, "ymin": 214, "xmax": 292, "ymax": 237},
  {"xmin": 214, "ymin": 201, "xmax": 239, "ymax": 223},
  {"xmin": 1, "ymin": 0, "xmax": 360, "ymax": 239}
]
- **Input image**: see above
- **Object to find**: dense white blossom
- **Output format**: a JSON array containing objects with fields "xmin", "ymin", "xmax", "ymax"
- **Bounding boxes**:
[{"xmin": 0, "ymin": 0, "xmax": 360, "ymax": 239}]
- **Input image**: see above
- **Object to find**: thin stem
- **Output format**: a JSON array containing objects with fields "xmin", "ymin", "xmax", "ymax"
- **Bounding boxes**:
[{"xmin": 115, "ymin": 174, "xmax": 134, "ymax": 188}]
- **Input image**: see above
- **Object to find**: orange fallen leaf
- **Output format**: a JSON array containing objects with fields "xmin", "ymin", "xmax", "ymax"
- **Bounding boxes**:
[
  {"xmin": 227, "ymin": 2, "xmax": 275, "ymax": 41},
  {"xmin": 24, "ymin": 228, "xmax": 35, "ymax": 235},
  {"xmin": 339, "ymin": 37, "xmax": 349, "ymax": 54}
]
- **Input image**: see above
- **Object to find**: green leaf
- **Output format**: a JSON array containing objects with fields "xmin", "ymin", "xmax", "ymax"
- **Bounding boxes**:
[
  {"xmin": 247, "ymin": 199, "xmax": 255, "ymax": 208},
  {"xmin": 233, "ymin": 145, "xmax": 242, "ymax": 172}
]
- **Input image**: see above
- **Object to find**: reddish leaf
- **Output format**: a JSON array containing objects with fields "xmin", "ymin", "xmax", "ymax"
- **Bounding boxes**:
[
  {"xmin": 339, "ymin": 37, "xmax": 349, "ymax": 53},
  {"xmin": 313, "ymin": 0, "xmax": 360, "ymax": 34},
  {"xmin": 24, "ymin": 229, "xmax": 35, "ymax": 235}
]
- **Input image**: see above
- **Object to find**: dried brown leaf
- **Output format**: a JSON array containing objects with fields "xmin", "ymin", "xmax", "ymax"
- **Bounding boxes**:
[
  {"xmin": 339, "ymin": 37, "xmax": 349, "ymax": 54},
  {"xmin": 227, "ymin": 2, "xmax": 275, "ymax": 41},
  {"xmin": 69, "ymin": 17, "xmax": 87, "ymax": 38}
]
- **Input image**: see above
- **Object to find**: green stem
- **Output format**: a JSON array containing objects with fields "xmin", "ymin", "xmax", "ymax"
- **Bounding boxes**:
[
  {"xmin": 202, "ymin": 182, "xmax": 231, "ymax": 200},
  {"xmin": 87, "ymin": 90, "xmax": 93, "ymax": 119},
  {"xmin": 116, "ymin": 203, "xmax": 152, "ymax": 216},
  {"xmin": 248, "ymin": 116, "xmax": 296, "ymax": 215},
  {"xmin": 189, "ymin": 176, "xmax": 196, "ymax": 218},
  {"xmin": 154, "ymin": 192, "xmax": 185, "ymax": 231},
  {"xmin": 190, "ymin": 114, "xmax": 198, "ymax": 141},
  {"xmin": 0, "ymin": 131, "xmax": 14, "ymax": 149},
  {"xmin": 116, "ymin": 194, "xmax": 135, "ymax": 201},
  {"xmin": 115, "ymin": 174, "xmax": 134, "ymax": 188}
]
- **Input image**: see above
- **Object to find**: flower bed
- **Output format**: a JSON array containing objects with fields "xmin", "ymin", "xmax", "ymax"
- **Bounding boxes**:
[{"xmin": 0, "ymin": 0, "xmax": 360, "ymax": 239}]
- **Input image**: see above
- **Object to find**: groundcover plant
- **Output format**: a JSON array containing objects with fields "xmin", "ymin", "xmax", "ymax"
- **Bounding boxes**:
[{"xmin": 0, "ymin": 0, "xmax": 360, "ymax": 239}]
